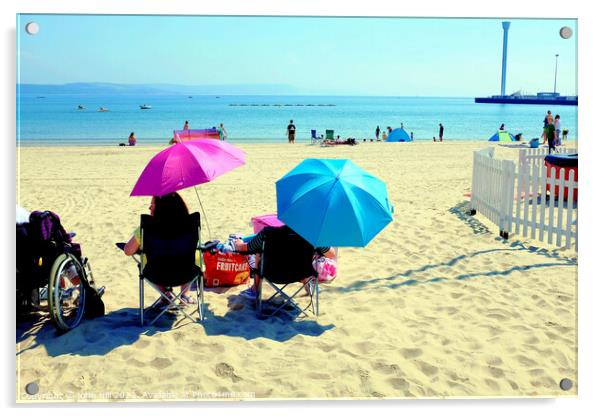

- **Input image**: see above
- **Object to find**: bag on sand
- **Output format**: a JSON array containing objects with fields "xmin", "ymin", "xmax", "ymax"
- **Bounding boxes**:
[
  {"xmin": 312, "ymin": 255, "xmax": 337, "ymax": 283},
  {"xmin": 202, "ymin": 251, "xmax": 250, "ymax": 288}
]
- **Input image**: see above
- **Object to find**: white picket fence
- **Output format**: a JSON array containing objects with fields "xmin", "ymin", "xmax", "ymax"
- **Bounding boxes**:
[{"xmin": 470, "ymin": 147, "xmax": 578, "ymax": 251}]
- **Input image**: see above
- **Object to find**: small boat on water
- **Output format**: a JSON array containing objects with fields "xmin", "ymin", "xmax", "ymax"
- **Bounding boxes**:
[
  {"xmin": 77, "ymin": 105, "xmax": 85, "ymax": 110},
  {"xmin": 140, "ymin": 104, "xmax": 152, "ymax": 110},
  {"xmin": 98, "ymin": 107, "xmax": 109, "ymax": 112}
]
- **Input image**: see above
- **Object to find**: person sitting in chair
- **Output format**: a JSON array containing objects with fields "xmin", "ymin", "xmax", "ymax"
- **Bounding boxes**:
[
  {"xmin": 123, "ymin": 192, "xmax": 197, "ymax": 305},
  {"xmin": 233, "ymin": 226, "xmax": 336, "ymax": 298}
]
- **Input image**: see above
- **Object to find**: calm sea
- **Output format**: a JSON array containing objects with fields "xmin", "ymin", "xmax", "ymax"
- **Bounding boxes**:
[{"xmin": 16, "ymin": 95, "xmax": 578, "ymax": 146}]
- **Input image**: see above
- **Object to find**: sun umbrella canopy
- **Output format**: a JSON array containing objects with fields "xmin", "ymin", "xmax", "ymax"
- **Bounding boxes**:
[
  {"xmin": 130, "ymin": 139, "xmax": 245, "ymax": 196},
  {"xmin": 488, "ymin": 130, "xmax": 515, "ymax": 142},
  {"xmin": 276, "ymin": 159, "xmax": 393, "ymax": 247}
]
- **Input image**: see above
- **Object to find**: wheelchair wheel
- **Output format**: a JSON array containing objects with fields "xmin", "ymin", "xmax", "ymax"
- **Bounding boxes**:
[{"xmin": 48, "ymin": 253, "xmax": 86, "ymax": 332}]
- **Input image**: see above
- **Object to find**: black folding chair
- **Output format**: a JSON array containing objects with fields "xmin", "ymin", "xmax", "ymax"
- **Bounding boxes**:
[
  {"xmin": 255, "ymin": 226, "xmax": 320, "ymax": 318},
  {"xmin": 138, "ymin": 213, "xmax": 204, "ymax": 326}
]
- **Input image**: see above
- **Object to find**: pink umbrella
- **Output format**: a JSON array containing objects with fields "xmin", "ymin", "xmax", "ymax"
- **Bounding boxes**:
[{"xmin": 130, "ymin": 139, "xmax": 245, "ymax": 197}]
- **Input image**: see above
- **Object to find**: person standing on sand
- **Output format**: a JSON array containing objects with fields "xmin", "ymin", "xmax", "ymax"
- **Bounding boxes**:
[
  {"xmin": 219, "ymin": 123, "xmax": 228, "ymax": 141},
  {"xmin": 183, "ymin": 120, "xmax": 189, "ymax": 130},
  {"xmin": 375, "ymin": 125, "xmax": 380, "ymax": 141},
  {"xmin": 554, "ymin": 115, "xmax": 561, "ymax": 146},
  {"xmin": 287, "ymin": 120, "xmax": 296, "ymax": 143},
  {"xmin": 541, "ymin": 111, "xmax": 552, "ymax": 144},
  {"xmin": 439, "ymin": 123, "xmax": 444, "ymax": 141}
]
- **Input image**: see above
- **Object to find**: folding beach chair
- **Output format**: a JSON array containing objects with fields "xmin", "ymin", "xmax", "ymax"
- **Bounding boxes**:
[
  {"xmin": 255, "ymin": 226, "xmax": 320, "ymax": 318},
  {"xmin": 310, "ymin": 129, "xmax": 321, "ymax": 145},
  {"xmin": 137, "ymin": 212, "xmax": 204, "ymax": 326},
  {"xmin": 325, "ymin": 129, "xmax": 335, "ymax": 140}
]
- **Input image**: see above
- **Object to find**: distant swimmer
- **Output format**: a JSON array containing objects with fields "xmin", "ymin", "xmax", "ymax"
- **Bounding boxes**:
[
  {"xmin": 77, "ymin": 105, "xmax": 85, "ymax": 110},
  {"xmin": 183, "ymin": 120, "xmax": 189, "ymax": 130},
  {"xmin": 98, "ymin": 107, "xmax": 109, "ymax": 112}
]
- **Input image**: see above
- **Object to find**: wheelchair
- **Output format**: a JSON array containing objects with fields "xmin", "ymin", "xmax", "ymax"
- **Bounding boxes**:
[{"xmin": 17, "ymin": 214, "xmax": 104, "ymax": 333}]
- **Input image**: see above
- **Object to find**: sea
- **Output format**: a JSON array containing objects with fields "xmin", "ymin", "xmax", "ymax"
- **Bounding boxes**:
[{"xmin": 16, "ymin": 94, "xmax": 578, "ymax": 146}]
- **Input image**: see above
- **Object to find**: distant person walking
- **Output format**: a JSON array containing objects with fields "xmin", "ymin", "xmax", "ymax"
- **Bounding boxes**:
[
  {"xmin": 545, "ymin": 122, "xmax": 556, "ymax": 154},
  {"xmin": 287, "ymin": 120, "xmax": 296, "ymax": 143},
  {"xmin": 499, "ymin": 123, "xmax": 505, "ymax": 131},
  {"xmin": 400, "ymin": 122, "xmax": 404, "ymax": 129},
  {"xmin": 439, "ymin": 123, "xmax": 444, "ymax": 141},
  {"xmin": 554, "ymin": 115, "xmax": 561, "ymax": 146},
  {"xmin": 219, "ymin": 123, "xmax": 228, "ymax": 141},
  {"xmin": 375, "ymin": 125, "xmax": 380, "ymax": 141},
  {"xmin": 183, "ymin": 120, "xmax": 189, "ymax": 130}
]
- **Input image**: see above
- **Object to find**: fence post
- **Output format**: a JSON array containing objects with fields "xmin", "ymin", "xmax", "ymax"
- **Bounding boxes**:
[
  {"xmin": 500, "ymin": 159, "xmax": 515, "ymax": 239},
  {"xmin": 470, "ymin": 151, "xmax": 478, "ymax": 215}
]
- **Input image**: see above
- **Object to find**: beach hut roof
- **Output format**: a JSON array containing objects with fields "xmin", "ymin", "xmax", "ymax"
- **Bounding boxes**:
[{"xmin": 386, "ymin": 128, "xmax": 412, "ymax": 142}]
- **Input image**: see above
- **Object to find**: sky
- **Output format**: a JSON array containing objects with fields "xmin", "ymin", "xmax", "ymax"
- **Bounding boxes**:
[{"xmin": 17, "ymin": 14, "xmax": 578, "ymax": 96}]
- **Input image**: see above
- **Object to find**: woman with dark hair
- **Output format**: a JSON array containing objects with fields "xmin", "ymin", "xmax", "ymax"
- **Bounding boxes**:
[
  {"xmin": 124, "ymin": 192, "xmax": 196, "ymax": 304},
  {"xmin": 128, "ymin": 132, "xmax": 136, "ymax": 146}
]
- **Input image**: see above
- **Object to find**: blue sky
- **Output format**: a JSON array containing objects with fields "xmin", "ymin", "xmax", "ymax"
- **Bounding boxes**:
[{"xmin": 17, "ymin": 14, "xmax": 577, "ymax": 96}]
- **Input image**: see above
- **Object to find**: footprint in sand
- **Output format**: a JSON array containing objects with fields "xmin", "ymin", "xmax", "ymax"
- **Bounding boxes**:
[
  {"xmin": 388, "ymin": 377, "xmax": 410, "ymax": 392},
  {"xmin": 484, "ymin": 378, "xmax": 500, "ymax": 391},
  {"xmin": 515, "ymin": 355, "xmax": 537, "ymax": 367},
  {"xmin": 400, "ymin": 348, "xmax": 423, "ymax": 359},
  {"xmin": 150, "ymin": 357, "xmax": 172, "ymax": 370},
  {"xmin": 414, "ymin": 360, "xmax": 439, "ymax": 377},
  {"xmin": 215, "ymin": 362, "xmax": 242, "ymax": 383},
  {"xmin": 135, "ymin": 339, "xmax": 150, "ymax": 349},
  {"xmin": 488, "ymin": 366, "xmax": 505, "ymax": 378}
]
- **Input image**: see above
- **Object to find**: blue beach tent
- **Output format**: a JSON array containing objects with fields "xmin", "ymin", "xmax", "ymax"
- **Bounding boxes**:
[
  {"xmin": 386, "ymin": 128, "xmax": 412, "ymax": 142},
  {"xmin": 488, "ymin": 130, "xmax": 516, "ymax": 142}
]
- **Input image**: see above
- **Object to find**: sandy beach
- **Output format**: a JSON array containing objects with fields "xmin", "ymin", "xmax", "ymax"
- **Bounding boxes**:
[{"xmin": 16, "ymin": 141, "xmax": 577, "ymax": 401}]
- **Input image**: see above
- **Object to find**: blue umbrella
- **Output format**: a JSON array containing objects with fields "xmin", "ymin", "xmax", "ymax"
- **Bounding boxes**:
[{"xmin": 276, "ymin": 159, "xmax": 393, "ymax": 247}]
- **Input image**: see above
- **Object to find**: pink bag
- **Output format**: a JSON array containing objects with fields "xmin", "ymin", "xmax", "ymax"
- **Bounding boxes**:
[{"xmin": 312, "ymin": 255, "xmax": 337, "ymax": 283}]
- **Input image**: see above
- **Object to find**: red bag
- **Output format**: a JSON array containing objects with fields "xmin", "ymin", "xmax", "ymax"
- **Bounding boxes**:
[{"xmin": 202, "ymin": 251, "xmax": 250, "ymax": 288}]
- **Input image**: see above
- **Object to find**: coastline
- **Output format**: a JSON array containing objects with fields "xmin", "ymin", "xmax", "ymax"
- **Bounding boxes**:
[{"xmin": 16, "ymin": 141, "xmax": 577, "ymax": 401}]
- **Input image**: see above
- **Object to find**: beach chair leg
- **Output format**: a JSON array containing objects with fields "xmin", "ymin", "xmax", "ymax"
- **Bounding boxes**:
[
  {"xmin": 198, "ymin": 275, "xmax": 204, "ymax": 321},
  {"xmin": 256, "ymin": 277, "xmax": 263, "ymax": 318},
  {"xmin": 139, "ymin": 277, "xmax": 144, "ymax": 326},
  {"xmin": 315, "ymin": 278, "xmax": 319, "ymax": 316}
]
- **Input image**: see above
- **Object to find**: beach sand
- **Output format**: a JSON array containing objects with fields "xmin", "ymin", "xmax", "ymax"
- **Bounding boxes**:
[{"xmin": 16, "ymin": 141, "xmax": 577, "ymax": 401}]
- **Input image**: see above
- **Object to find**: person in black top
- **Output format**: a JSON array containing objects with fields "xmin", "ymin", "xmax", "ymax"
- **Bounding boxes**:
[
  {"xmin": 439, "ymin": 123, "xmax": 444, "ymax": 141},
  {"xmin": 234, "ymin": 226, "xmax": 336, "ymax": 297},
  {"xmin": 375, "ymin": 125, "xmax": 380, "ymax": 141},
  {"xmin": 287, "ymin": 120, "xmax": 296, "ymax": 143}
]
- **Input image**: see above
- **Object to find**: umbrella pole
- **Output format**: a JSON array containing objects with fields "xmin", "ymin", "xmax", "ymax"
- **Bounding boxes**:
[{"xmin": 194, "ymin": 186, "xmax": 212, "ymax": 241}]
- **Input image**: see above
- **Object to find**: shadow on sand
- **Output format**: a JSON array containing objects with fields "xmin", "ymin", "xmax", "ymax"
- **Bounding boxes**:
[{"xmin": 17, "ymin": 295, "xmax": 334, "ymax": 358}]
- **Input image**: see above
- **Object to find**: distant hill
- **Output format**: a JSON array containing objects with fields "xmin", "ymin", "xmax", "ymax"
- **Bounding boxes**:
[{"xmin": 18, "ymin": 82, "xmax": 300, "ymax": 96}]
